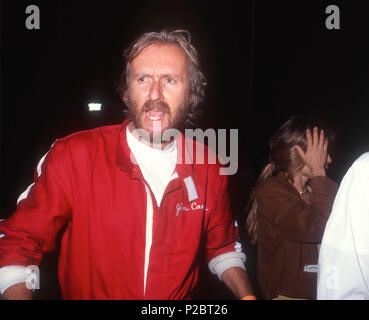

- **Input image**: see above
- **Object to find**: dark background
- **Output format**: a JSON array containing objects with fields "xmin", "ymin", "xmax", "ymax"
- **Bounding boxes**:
[{"xmin": 1, "ymin": 0, "xmax": 368, "ymax": 299}]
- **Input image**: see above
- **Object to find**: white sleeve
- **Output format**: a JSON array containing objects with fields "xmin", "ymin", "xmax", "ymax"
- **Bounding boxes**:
[
  {"xmin": 208, "ymin": 251, "xmax": 246, "ymax": 280},
  {"xmin": 317, "ymin": 153, "xmax": 369, "ymax": 300},
  {"xmin": 0, "ymin": 266, "xmax": 37, "ymax": 294}
]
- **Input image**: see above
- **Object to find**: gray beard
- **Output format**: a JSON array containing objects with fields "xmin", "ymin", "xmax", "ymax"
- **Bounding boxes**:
[{"xmin": 126, "ymin": 98, "xmax": 190, "ymax": 135}]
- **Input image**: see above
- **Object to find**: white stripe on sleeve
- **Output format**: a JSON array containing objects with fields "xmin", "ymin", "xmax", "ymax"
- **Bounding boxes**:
[{"xmin": 16, "ymin": 147, "xmax": 52, "ymax": 205}]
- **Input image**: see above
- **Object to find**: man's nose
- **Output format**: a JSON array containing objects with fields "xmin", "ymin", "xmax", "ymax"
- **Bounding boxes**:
[{"xmin": 149, "ymin": 80, "xmax": 162, "ymax": 101}]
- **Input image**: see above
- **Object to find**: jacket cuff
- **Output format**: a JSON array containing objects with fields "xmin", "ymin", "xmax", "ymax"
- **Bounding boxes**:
[
  {"xmin": 0, "ymin": 266, "xmax": 37, "ymax": 294},
  {"xmin": 309, "ymin": 176, "xmax": 338, "ymax": 192},
  {"xmin": 208, "ymin": 251, "xmax": 246, "ymax": 280}
]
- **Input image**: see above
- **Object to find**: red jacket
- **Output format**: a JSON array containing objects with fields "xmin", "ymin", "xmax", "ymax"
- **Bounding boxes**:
[{"xmin": 0, "ymin": 120, "xmax": 239, "ymax": 299}]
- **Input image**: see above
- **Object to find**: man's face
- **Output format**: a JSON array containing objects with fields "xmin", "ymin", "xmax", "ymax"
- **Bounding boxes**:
[{"xmin": 126, "ymin": 43, "xmax": 190, "ymax": 137}]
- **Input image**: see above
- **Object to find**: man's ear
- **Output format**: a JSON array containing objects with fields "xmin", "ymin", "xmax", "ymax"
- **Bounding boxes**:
[
  {"xmin": 122, "ymin": 90, "xmax": 129, "ymax": 106},
  {"xmin": 188, "ymin": 94, "xmax": 195, "ymax": 106}
]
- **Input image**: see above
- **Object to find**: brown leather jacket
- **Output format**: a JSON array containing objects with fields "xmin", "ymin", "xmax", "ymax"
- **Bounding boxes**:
[{"xmin": 255, "ymin": 175, "xmax": 338, "ymax": 299}]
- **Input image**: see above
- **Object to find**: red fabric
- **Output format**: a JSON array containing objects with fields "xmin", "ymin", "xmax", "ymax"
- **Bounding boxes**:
[{"xmin": 0, "ymin": 119, "xmax": 239, "ymax": 299}]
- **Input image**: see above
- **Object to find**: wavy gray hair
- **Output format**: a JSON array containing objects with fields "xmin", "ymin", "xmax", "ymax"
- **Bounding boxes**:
[{"xmin": 117, "ymin": 29, "xmax": 207, "ymax": 127}]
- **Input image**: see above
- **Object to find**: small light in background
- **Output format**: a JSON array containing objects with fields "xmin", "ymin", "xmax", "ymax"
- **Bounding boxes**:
[{"xmin": 88, "ymin": 103, "xmax": 102, "ymax": 112}]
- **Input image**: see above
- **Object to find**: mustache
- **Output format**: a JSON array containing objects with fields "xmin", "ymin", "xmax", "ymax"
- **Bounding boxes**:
[{"xmin": 143, "ymin": 100, "xmax": 171, "ymax": 113}]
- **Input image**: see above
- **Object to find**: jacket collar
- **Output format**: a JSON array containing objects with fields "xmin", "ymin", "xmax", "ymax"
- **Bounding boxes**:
[
  {"xmin": 115, "ymin": 119, "xmax": 201, "ymax": 205},
  {"xmin": 115, "ymin": 119, "xmax": 195, "ymax": 180}
]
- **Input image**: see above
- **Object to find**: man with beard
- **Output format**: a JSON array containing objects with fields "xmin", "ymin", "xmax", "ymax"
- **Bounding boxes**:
[{"xmin": 0, "ymin": 29, "xmax": 255, "ymax": 300}]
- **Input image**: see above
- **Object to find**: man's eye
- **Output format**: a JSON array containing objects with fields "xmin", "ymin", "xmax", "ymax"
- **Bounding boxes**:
[
  {"xmin": 166, "ymin": 78, "xmax": 175, "ymax": 84},
  {"xmin": 137, "ymin": 76, "xmax": 147, "ymax": 82}
]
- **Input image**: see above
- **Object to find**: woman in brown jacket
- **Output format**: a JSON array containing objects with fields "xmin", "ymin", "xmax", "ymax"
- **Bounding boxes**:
[{"xmin": 246, "ymin": 116, "xmax": 338, "ymax": 300}]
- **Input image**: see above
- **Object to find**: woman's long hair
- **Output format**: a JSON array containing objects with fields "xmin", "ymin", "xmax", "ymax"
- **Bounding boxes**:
[{"xmin": 245, "ymin": 116, "xmax": 332, "ymax": 244}]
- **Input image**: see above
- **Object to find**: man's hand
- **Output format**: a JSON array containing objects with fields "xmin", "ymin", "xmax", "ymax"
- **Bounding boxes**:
[
  {"xmin": 295, "ymin": 127, "xmax": 328, "ymax": 177},
  {"xmin": 1, "ymin": 283, "xmax": 32, "ymax": 300},
  {"xmin": 221, "ymin": 267, "xmax": 255, "ymax": 300}
]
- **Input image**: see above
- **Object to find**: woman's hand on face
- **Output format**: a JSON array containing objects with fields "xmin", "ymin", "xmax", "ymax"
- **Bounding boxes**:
[{"xmin": 295, "ymin": 127, "xmax": 328, "ymax": 177}]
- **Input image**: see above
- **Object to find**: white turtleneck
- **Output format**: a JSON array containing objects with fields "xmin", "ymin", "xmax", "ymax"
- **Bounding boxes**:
[{"xmin": 126, "ymin": 126, "xmax": 178, "ymax": 206}]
